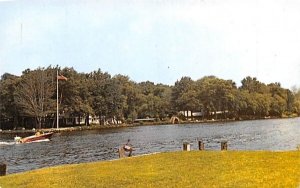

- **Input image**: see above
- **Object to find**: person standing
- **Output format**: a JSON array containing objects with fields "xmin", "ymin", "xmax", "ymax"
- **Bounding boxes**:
[{"xmin": 123, "ymin": 139, "xmax": 133, "ymax": 157}]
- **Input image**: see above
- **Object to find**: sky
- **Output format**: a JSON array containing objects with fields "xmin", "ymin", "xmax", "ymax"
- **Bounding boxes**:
[{"xmin": 0, "ymin": 0, "xmax": 300, "ymax": 88}]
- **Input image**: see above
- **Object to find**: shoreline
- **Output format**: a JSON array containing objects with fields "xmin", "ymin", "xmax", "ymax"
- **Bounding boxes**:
[
  {"xmin": 0, "ymin": 151, "xmax": 299, "ymax": 187},
  {"xmin": 0, "ymin": 116, "xmax": 298, "ymax": 135}
]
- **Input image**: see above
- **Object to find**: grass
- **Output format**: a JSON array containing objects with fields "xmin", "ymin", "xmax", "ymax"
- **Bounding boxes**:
[{"xmin": 0, "ymin": 151, "xmax": 299, "ymax": 188}]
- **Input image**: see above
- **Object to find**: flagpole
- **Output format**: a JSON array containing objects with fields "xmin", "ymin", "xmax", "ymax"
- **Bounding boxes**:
[{"xmin": 56, "ymin": 69, "xmax": 59, "ymax": 130}]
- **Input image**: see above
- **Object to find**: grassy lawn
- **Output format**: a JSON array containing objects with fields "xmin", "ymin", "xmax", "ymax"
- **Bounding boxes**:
[{"xmin": 0, "ymin": 151, "xmax": 299, "ymax": 188}]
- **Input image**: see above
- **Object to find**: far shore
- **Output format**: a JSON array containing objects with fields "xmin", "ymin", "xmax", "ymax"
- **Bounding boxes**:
[{"xmin": 0, "ymin": 115, "xmax": 298, "ymax": 135}]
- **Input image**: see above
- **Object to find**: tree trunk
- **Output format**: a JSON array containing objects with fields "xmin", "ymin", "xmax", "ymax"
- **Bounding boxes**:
[
  {"xmin": 85, "ymin": 114, "xmax": 90, "ymax": 126},
  {"xmin": 13, "ymin": 116, "xmax": 18, "ymax": 130},
  {"xmin": 36, "ymin": 117, "xmax": 42, "ymax": 129},
  {"xmin": 52, "ymin": 116, "xmax": 56, "ymax": 128},
  {"xmin": 215, "ymin": 110, "xmax": 217, "ymax": 120}
]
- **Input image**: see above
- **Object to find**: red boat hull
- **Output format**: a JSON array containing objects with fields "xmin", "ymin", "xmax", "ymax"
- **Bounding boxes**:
[{"xmin": 21, "ymin": 132, "xmax": 54, "ymax": 143}]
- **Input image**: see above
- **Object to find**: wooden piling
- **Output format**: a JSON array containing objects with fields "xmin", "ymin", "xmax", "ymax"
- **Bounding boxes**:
[
  {"xmin": 118, "ymin": 147, "xmax": 126, "ymax": 158},
  {"xmin": 183, "ymin": 142, "xmax": 190, "ymax": 151},
  {"xmin": 221, "ymin": 141, "xmax": 228, "ymax": 151},
  {"xmin": 198, "ymin": 141, "xmax": 204, "ymax": 150},
  {"xmin": 0, "ymin": 163, "xmax": 6, "ymax": 176}
]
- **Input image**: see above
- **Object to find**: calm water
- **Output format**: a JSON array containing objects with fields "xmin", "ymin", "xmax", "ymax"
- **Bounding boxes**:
[{"xmin": 0, "ymin": 118, "xmax": 299, "ymax": 174}]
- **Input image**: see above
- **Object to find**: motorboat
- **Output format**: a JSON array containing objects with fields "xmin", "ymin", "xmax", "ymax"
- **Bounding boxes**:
[{"xmin": 15, "ymin": 132, "xmax": 54, "ymax": 144}]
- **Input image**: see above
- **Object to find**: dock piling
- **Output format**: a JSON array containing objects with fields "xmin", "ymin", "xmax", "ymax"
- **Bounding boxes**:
[
  {"xmin": 0, "ymin": 163, "xmax": 6, "ymax": 176},
  {"xmin": 198, "ymin": 140, "xmax": 205, "ymax": 150},
  {"xmin": 118, "ymin": 147, "xmax": 126, "ymax": 158},
  {"xmin": 183, "ymin": 142, "xmax": 191, "ymax": 151},
  {"xmin": 221, "ymin": 141, "xmax": 228, "ymax": 151}
]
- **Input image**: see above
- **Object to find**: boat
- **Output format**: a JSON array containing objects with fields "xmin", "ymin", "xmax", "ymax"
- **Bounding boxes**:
[{"xmin": 14, "ymin": 132, "xmax": 54, "ymax": 144}]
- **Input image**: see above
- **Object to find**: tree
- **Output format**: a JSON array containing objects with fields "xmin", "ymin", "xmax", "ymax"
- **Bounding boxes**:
[
  {"xmin": 241, "ymin": 76, "xmax": 268, "ymax": 94},
  {"xmin": 154, "ymin": 84, "xmax": 172, "ymax": 119},
  {"xmin": 195, "ymin": 76, "xmax": 237, "ymax": 119},
  {"xmin": 171, "ymin": 77, "xmax": 195, "ymax": 114},
  {"xmin": 292, "ymin": 87, "xmax": 300, "ymax": 115},
  {"xmin": 89, "ymin": 69, "xmax": 112, "ymax": 124},
  {"xmin": 136, "ymin": 82, "xmax": 171, "ymax": 119},
  {"xmin": 15, "ymin": 68, "xmax": 55, "ymax": 129},
  {"xmin": 286, "ymin": 89, "xmax": 294, "ymax": 114},
  {"xmin": 105, "ymin": 78, "xmax": 126, "ymax": 120},
  {"xmin": 0, "ymin": 73, "xmax": 20, "ymax": 129},
  {"xmin": 255, "ymin": 93, "xmax": 271, "ymax": 117},
  {"xmin": 112, "ymin": 75, "xmax": 139, "ymax": 121},
  {"xmin": 267, "ymin": 83, "xmax": 289, "ymax": 117},
  {"xmin": 2, "ymin": 66, "xmax": 299, "ymax": 129},
  {"xmin": 269, "ymin": 94, "xmax": 286, "ymax": 117},
  {"xmin": 59, "ymin": 67, "xmax": 94, "ymax": 126}
]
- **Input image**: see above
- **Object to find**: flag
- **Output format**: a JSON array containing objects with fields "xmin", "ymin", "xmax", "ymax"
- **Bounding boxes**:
[{"xmin": 57, "ymin": 75, "xmax": 68, "ymax": 81}]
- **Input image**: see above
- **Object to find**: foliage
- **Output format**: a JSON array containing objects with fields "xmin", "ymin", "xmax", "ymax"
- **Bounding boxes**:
[
  {"xmin": 0, "ymin": 151, "xmax": 299, "ymax": 187},
  {"xmin": 0, "ymin": 66, "xmax": 299, "ymax": 129},
  {"xmin": 0, "ymin": 73, "xmax": 20, "ymax": 128},
  {"xmin": 14, "ymin": 68, "xmax": 56, "ymax": 129},
  {"xmin": 136, "ymin": 82, "xmax": 171, "ymax": 119},
  {"xmin": 59, "ymin": 67, "xmax": 94, "ymax": 125},
  {"xmin": 171, "ymin": 76, "xmax": 194, "ymax": 112},
  {"xmin": 292, "ymin": 87, "xmax": 300, "ymax": 115}
]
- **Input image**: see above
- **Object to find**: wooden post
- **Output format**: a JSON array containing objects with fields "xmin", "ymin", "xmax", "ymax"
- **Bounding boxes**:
[
  {"xmin": 183, "ymin": 142, "xmax": 191, "ymax": 151},
  {"xmin": 198, "ymin": 140, "xmax": 204, "ymax": 150},
  {"xmin": 118, "ymin": 147, "xmax": 126, "ymax": 158},
  {"xmin": 0, "ymin": 163, "xmax": 6, "ymax": 176},
  {"xmin": 221, "ymin": 141, "xmax": 228, "ymax": 151}
]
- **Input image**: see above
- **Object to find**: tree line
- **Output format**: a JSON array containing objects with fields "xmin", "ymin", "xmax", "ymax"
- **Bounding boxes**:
[{"xmin": 0, "ymin": 66, "xmax": 299, "ymax": 129}]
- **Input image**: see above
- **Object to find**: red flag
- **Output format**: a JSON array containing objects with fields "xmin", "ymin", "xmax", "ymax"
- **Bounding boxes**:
[{"xmin": 57, "ymin": 75, "xmax": 68, "ymax": 81}]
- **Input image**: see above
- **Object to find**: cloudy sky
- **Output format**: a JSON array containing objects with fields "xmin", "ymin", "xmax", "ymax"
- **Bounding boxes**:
[{"xmin": 0, "ymin": 0, "xmax": 300, "ymax": 88}]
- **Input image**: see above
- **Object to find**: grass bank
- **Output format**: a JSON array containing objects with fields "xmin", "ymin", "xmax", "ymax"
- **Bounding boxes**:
[{"xmin": 0, "ymin": 151, "xmax": 299, "ymax": 188}]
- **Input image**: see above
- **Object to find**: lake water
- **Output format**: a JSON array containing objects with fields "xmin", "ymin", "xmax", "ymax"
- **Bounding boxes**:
[{"xmin": 0, "ymin": 118, "xmax": 299, "ymax": 174}]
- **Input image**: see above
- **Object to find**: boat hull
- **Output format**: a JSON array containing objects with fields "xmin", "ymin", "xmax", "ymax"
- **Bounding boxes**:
[{"xmin": 21, "ymin": 132, "xmax": 54, "ymax": 143}]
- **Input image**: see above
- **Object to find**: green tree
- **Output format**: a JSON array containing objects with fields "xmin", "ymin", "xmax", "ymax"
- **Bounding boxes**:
[
  {"xmin": 292, "ymin": 87, "xmax": 300, "ymax": 115},
  {"xmin": 267, "ymin": 83, "xmax": 289, "ymax": 117},
  {"xmin": 15, "ymin": 68, "xmax": 55, "ymax": 129},
  {"xmin": 236, "ymin": 90, "xmax": 258, "ymax": 117},
  {"xmin": 171, "ymin": 77, "xmax": 196, "ymax": 118},
  {"xmin": 59, "ymin": 67, "xmax": 94, "ymax": 126},
  {"xmin": 196, "ymin": 76, "xmax": 237, "ymax": 119},
  {"xmin": 269, "ymin": 94, "xmax": 286, "ymax": 117},
  {"xmin": 89, "ymin": 69, "xmax": 112, "ymax": 124},
  {"xmin": 241, "ymin": 76, "xmax": 268, "ymax": 94},
  {"xmin": 255, "ymin": 93, "xmax": 271, "ymax": 117},
  {"xmin": 137, "ymin": 82, "xmax": 160, "ymax": 118},
  {"xmin": 105, "ymin": 78, "xmax": 126, "ymax": 120},
  {"xmin": 135, "ymin": 82, "xmax": 172, "ymax": 120},
  {"xmin": 0, "ymin": 73, "xmax": 20, "ymax": 129},
  {"xmin": 155, "ymin": 84, "xmax": 172, "ymax": 119},
  {"xmin": 113, "ymin": 75, "xmax": 139, "ymax": 121}
]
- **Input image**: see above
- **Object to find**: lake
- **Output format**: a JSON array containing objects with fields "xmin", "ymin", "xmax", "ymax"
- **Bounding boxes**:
[{"xmin": 0, "ymin": 118, "xmax": 299, "ymax": 174}]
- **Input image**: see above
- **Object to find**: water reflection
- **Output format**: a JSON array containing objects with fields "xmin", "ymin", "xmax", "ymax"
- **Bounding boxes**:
[{"xmin": 0, "ymin": 118, "xmax": 299, "ymax": 174}]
